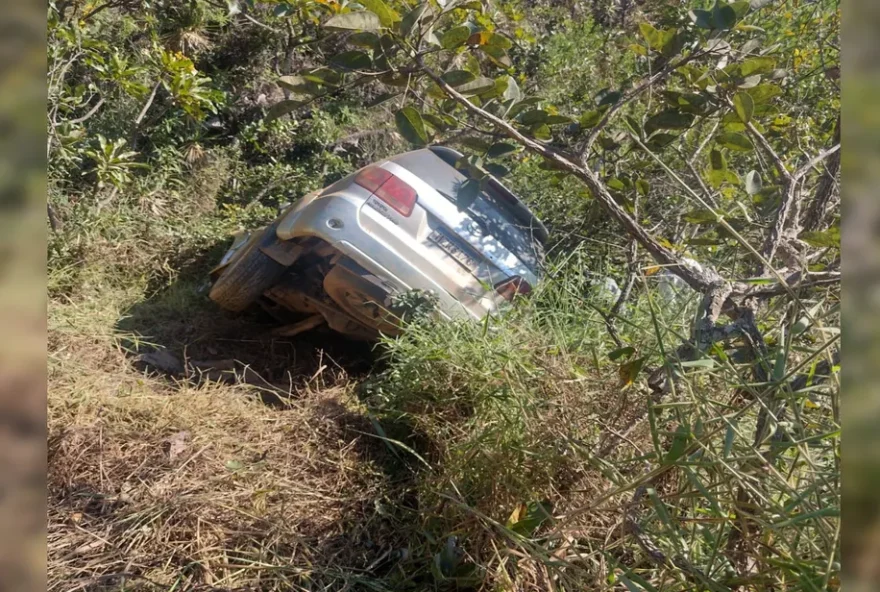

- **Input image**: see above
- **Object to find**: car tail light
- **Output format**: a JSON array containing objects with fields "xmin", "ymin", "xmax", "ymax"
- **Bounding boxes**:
[
  {"xmin": 355, "ymin": 166, "xmax": 418, "ymax": 217},
  {"xmin": 494, "ymin": 276, "xmax": 532, "ymax": 302}
]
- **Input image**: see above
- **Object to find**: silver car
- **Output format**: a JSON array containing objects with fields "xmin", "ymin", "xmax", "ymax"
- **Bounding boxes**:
[{"xmin": 208, "ymin": 145, "xmax": 548, "ymax": 340}]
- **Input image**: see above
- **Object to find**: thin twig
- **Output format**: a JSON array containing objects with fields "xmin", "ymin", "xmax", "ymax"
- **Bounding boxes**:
[
  {"xmin": 134, "ymin": 82, "xmax": 161, "ymax": 126},
  {"xmin": 241, "ymin": 11, "xmax": 283, "ymax": 34},
  {"xmin": 66, "ymin": 97, "xmax": 106, "ymax": 125},
  {"xmin": 580, "ymin": 50, "xmax": 707, "ymax": 163}
]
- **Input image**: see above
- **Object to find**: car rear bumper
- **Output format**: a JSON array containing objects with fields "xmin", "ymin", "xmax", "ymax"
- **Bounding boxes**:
[{"xmin": 274, "ymin": 191, "xmax": 489, "ymax": 320}]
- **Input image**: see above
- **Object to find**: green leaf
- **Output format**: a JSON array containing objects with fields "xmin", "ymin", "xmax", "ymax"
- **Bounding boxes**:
[
  {"xmin": 477, "ymin": 76, "xmax": 510, "ymax": 100},
  {"xmin": 710, "ymin": 148, "xmax": 727, "ymax": 171},
  {"xmin": 664, "ymin": 425, "xmax": 690, "ymax": 464},
  {"xmin": 639, "ymin": 22, "xmax": 676, "ymax": 52},
  {"xmin": 800, "ymin": 227, "xmax": 840, "ymax": 249},
  {"xmin": 503, "ymin": 77, "xmax": 521, "ymax": 102},
  {"xmin": 531, "ymin": 123, "xmax": 551, "ymax": 140},
  {"xmin": 422, "ymin": 112, "xmax": 452, "ymax": 131},
  {"xmin": 455, "ymin": 178, "xmax": 482, "ymax": 210},
  {"xmin": 716, "ymin": 132, "xmax": 754, "ymax": 152},
  {"xmin": 684, "ymin": 208, "xmax": 718, "ymax": 224},
  {"xmin": 520, "ymin": 109, "xmax": 548, "ymax": 125},
  {"xmin": 506, "ymin": 500, "xmax": 553, "ymax": 537},
  {"xmin": 647, "ymin": 132, "xmax": 677, "ymax": 149},
  {"xmin": 487, "ymin": 142, "xmax": 518, "ymax": 158},
  {"xmin": 265, "ymin": 99, "xmax": 301, "ymax": 122},
  {"xmin": 608, "ymin": 346, "xmax": 635, "ymax": 361},
  {"xmin": 440, "ymin": 69, "xmax": 476, "ymax": 87},
  {"xmin": 741, "ymin": 57, "xmax": 777, "ymax": 77},
  {"xmin": 302, "ymin": 68, "xmax": 342, "ymax": 86},
  {"xmin": 712, "ymin": 1, "xmax": 738, "ymax": 29},
  {"xmin": 225, "ymin": 459, "xmax": 244, "ymax": 471},
  {"xmin": 329, "ymin": 50, "xmax": 372, "ymax": 71},
  {"xmin": 440, "ymin": 25, "xmax": 471, "ymax": 49},
  {"xmin": 278, "ymin": 75, "xmax": 321, "ymax": 96},
  {"xmin": 644, "ymin": 110, "xmax": 694, "ymax": 135},
  {"xmin": 690, "ymin": 9, "xmax": 713, "ymax": 29},
  {"xmin": 546, "ymin": 114, "xmax": 574, "ymax": 125},
  {"xmin": 395, "ymin": 106, "xmax": 428, "ymax": 146},
  {"xmin": 738, "ymin": 74, "xmax": 762, "ymax": 89},
  {"xmin": 596, "ymin": 89, "xmax": 621, "ymax": 106},
  {"xmin": 324, "ymin": 11, "xmax": 382, "ymax": 30},
  {"xmin": 707, "ymin": 169, "xmax": 740, "ymax": 188},
  {"xmin": 619, "ymin": 356, "xmax": 646, "ymax": 387},
  {"xmin": 733, "ymin": 92, "xmax": 754, "ymax": 123},
  {"xmin": 400, "ymin": 2, "xmax": 429, "ymax": 37},
  {"xmin": 607, "ymin": 177, "xmax": 626, "ymax": 191},
  {"xmin": 485, "ymin": 163, "xmax": 509, "ymax": 177},
  {"xmin": 456, "ymin": 76, "xmax": 496, "ymax": 96},
  {"xmin": 748, "ymin": 83, "xmax": 782, "ymax": 104},
  {"xmin": 745, "ymin": 170, "xmax": 762, "ymax": 195},
  {"xmin": 360, "ymin": 0, "xmax": 400, "ymax": 27},
  {"xmin": 348, "ymin": 31, "xmax": 380, "ymax": 48},
  {"xmin": 637, "ymin": 179, "xmax": 650, "ymax": 196},
  {"xmin": 274, "ymin": 2, "xmax": 294, "ymax": 17},
  {"xmin": 480, "ymin": 44, "xmax": 512, "ymax": 68},
  {"xmin": 475, "ymin": 31, "xmax": 513, "ymax": 50},
  {"xmin": 729, "ymin": 0, "xmax": 750, "ymax": 17},
  {"xmin": 580, "ymin": 109, "xmax": 603, "ymax": 128}
]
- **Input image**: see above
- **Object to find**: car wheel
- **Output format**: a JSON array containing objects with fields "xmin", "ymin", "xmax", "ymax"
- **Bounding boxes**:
[{"xmin": 209, "ymin": 221, "xmax": 288, "ymax": 313}]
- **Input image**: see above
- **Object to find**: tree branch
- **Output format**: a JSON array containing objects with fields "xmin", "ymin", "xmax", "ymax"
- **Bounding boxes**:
[
  {"xmin": 802, "ymin": 116, "xmax": 841, "ymax": 231},
  {"xmin": 747, "ymin": 113, "xmax": 841, "ymax": 271},
  {"xmin": 134, "ymin": 82, "xmax": 161, "ymax": 126},
  {"xmin": 417, "ymin": 57, "xmax": 722, "ymax": 295},
  {"xmin": 793, "ymin": 143, "xmax": 840, "ymax": 181},
  {"xmin": 580, "ymin": 51, "xmax": 706, "ymax": 164},
  {"xmin": 66, "ymin": 97, "xmax": 106, "ymax": 125}
]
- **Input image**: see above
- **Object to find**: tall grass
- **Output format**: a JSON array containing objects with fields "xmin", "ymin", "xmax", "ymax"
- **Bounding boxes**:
[{"xmin": 360, "ymin": 247, "xmax": 840, "ymax": 591}]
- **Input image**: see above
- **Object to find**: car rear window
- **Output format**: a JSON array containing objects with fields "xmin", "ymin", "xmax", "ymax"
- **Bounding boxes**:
[{"xmin": 460, "ymin": 185, "xmax": 545, "ymax": 273}]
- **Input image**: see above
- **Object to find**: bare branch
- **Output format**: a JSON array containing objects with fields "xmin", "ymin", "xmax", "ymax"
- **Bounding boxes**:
[
  {"xmin": 66, "ymin": 97, "xmax": 106, "ymax": 125},
  {"xmin": 803, "ymin": 116, "xmax": 841, "ymax": 231},
  {"xmin": 747, "ymin": 112, "xmax": 841, "ymax": 270},
  {"xmin": 744, "ymin": 118, "xmax": 793, "ymax": 184},
  {"xmin": 793, "ymin": 143, "xmax": 840, "ymax": 181},
  {"xmin": 134, "ymin": 82, "xmax": 161, "ymax": 126},
  {"xmin": 240, "ymin": 11, "xmax": 284, "ymax": 34},
  {"xmin": 738, "ymin": 271, "xmax": 840, "ymax": 299}
]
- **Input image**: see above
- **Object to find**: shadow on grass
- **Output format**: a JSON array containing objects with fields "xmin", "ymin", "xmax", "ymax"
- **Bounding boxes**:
[
  {"xmin": 114, "ymin": 238, "xmax": 379, "ymax": 400},
  {"xmin": 103, "ymin": 240, "xmax": 468, "ymax": 591}
]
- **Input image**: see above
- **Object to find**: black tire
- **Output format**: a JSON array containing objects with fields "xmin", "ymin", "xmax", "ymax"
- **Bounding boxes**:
[{"xmin": 209, "ymin": 221, "xmax": 287, "ymax": 312}]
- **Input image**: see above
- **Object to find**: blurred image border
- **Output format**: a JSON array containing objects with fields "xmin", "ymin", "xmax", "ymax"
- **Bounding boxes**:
[
  {"xmin": 0, "ymin": 1, "xmax": 48, "ymax": 591},
  {"xmin": 841, "ymin": 0, "xmax": 880, "ymax": 589}
]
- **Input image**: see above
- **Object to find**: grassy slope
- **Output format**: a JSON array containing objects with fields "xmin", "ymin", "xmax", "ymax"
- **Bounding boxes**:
[{"xmin": 46, "ymin": 215, "xmax": 651, "ymax": 590}]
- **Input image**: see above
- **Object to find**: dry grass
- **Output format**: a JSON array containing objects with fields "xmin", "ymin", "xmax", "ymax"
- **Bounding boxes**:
[
  {"xmin": 46, "ymin": 263, "xmax": 662, "ymax": 592},
  {"xmin": 48, "ymin": 347, "xmax": 407, "ymax": 591},
  {"xmin": 47, "ymin": 266, "xmax": 407, "ymax": 591}
]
